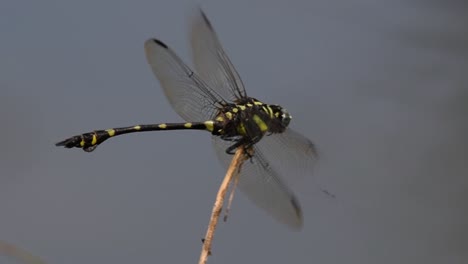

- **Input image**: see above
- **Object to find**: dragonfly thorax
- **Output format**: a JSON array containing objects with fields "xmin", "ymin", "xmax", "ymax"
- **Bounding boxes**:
[{"xmin": 211, "ymin": 98, "xmax": 291, "ymax": 142}]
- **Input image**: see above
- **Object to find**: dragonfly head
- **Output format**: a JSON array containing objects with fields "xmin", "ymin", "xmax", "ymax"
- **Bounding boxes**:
[
  {"xmin": 269, "ymin": 105, "xmax": 292, "ymax": 132},
  {"xmin": 279, "ymin": 108, "xmax": 292, "ymax": 128}
]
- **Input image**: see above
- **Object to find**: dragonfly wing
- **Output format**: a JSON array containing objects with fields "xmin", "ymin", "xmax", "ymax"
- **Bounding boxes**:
[
  {"xmin": 212, "ymin": 134, "xmax": 306, "ymax": 230},
  {"xmin": 255, "ymin": 128, "xmax": 318, "ymax": 187},
  {"xmin": 190, "ymin": 9, "xmax": 247, "ymax": 102},
  {"xmin": 144, "ymin": 38, "xmax": 225, "ymax": 122}
]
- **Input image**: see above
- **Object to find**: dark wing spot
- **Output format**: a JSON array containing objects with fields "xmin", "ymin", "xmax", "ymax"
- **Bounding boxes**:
[
  {"xmin": 151, "ymin": 38, "xmax": 168, "ymax": 49},
  {"xmin": 307, "ymin": 140, "xmax": 319, "ymax": 158},
  {"xmin": 199, "ymin": 9, "xmax": 213, "ymax": 30},
  {"xmin": 290, "ymin": 197, "xmax": 303, "ymax": 220}
]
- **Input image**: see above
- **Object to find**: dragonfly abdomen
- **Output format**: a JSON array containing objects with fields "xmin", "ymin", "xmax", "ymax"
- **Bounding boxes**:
[{"xmin": 56, "ymin": 122, "xmax": 214, "ymax": 152}]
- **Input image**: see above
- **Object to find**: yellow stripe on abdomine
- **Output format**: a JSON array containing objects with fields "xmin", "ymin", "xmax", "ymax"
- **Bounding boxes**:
[
  {"xmin": 204, "ymin": 121, "xmax": 214, "ymax": 132},
  {"xmin": 91, "ymin": 134, "xmax": 98, "ymax": 145},
  {"xmin": 106, "ymin": 129, "xmax": 116, "ymax": 137}
]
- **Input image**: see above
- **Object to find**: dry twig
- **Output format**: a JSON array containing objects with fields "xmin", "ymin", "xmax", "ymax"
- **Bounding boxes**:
[
  {"xmin": 198, "ymin": 147, "xmax": 247, "ymax": 264},
  {"xmin": 0, "ymin": 240, "xmax": 46, "ymax": 264}
]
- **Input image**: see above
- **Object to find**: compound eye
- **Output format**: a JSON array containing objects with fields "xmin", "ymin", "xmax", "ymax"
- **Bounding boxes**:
[{"xmin": 281, "ymin": 111, "xmax": 291, "ymax": 127}]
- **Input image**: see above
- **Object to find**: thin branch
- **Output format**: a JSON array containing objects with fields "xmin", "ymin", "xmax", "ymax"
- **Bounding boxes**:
[
  {"xmin": 223, "ymin": 170, "xmax": 240, "ymax": 222},
  {"xmin": 198, "ymin": 147, "xmax": 247, "ymax": 264},
  {"xmin": 0, "ymin": 240, "xmax": 46, "ymax": 264}
]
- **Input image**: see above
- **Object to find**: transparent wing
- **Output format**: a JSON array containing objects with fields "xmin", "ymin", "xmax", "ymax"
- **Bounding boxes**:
[
  {"xmin": 255, "ymin": 128, "xmax": 318, "ymax": 187},
  {"xmin": 212, "ymin": 128, "xmax": 317, "ymax": 229},
  {"xmin": 190, "ymin": 9, "xmax": 247, "ymax": 102},
  {"xmin": 144, "ymin": 38, "xmax": 226, "ymax": 122}
]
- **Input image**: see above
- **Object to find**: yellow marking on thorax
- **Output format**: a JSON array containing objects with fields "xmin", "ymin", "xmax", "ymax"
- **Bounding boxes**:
[
  {"xmin": 263, "ymin": 106, "xmax": 274, "ymax": 118},
  {"xmin": 252, "ymin": 115, "xmax": 268, "ymax": 132},
  {"xmin": 275, "ymin": 112, "xmax": 280, "ymax": 117},
  {"xmin": 237, "ymin": 105, "xmax": 246, "ymax": 110},
  {"xmin": 91, "ymin": 134, "xmax": 98, "ymax": 145},
  {"xmin": 225, "ymin": 112, "xmax": 233, "ymax": 120},
  {"xmin": 184, "ymin": 123, "xmax": 192, "ymax": 128},
  {"xmin": 232, "ymin": 108, "xmax": 239, "ymax": 113},
  {"xmin": 254, "ymin": 101, "xmax": 263, "ymax": 105},
  {"xmin": 80, "ymin": 138, "xmax": 85, "ymax": 147},
  {"xmin": 134, "ymin": 125, "xmax": 141, "ymax": 130},
  {"xmin": 216, "ymin": 116, "xmax": 224, "ymax": 122},
  {"xmin": 246, "ymin": 103, "xmax": 253, "ymax": 107},
  {"xmin": 237, "ymin": 123, "xmax": 246, "ymax": 135},
  {"xmin": 158, "ymin": 124, "xmax": 167, "ymax": 129},
  {"xmin": 204, "ymin": 121, "xmax": 214, "ymax": 132},
  {"xmin": 106, "ymin": 129, "xmax": 116, "ymax": 137}
]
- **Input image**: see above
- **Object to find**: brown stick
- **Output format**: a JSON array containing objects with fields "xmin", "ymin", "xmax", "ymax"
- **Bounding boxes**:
[
  {"xmin": 198, "ymin": 147, "xmax": 246, "ymax": 264},
  {"xmin": 223, "ymin": 170, "xmax": 240, "ymax": 222},
  {"xmin": 0, "ymin": 240, "xmax": 46, "ymax": 264}
]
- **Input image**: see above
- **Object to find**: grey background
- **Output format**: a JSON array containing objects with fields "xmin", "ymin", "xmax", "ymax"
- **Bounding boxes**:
[{"xmin": 1, "ymin": 0, "xmax": 467, "ymax": 263}]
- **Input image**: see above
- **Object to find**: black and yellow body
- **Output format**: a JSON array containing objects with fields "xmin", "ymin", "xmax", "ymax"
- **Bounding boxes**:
[
  {"xmin": 56, "ymin": 10, "xmax": 316, "ymax": 230},
  {"xmin": 56, "ymin": 122, "xmax": 212, "ymax": 152},
  {"xmin": 212, "ymin": 97, "xmax": 290, "ymax": 153},
  {"xmin": 56, "ymin": 98, "xmax": 291, "ymax": 154}
]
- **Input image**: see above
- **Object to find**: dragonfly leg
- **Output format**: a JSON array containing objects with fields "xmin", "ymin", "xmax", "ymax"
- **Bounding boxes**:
[
  {"xmin": 225, "ymin": 140, "xmax": 245, "ymax": 155},
  {"xmin": 225, "ymin": 137, "xmax": 258, "ymax": 160}
]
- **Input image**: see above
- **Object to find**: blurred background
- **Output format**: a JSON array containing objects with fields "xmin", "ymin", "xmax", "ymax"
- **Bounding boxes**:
[{"xmin": 0, "ymin": 0, "xmax": 467, "ymax": 263}]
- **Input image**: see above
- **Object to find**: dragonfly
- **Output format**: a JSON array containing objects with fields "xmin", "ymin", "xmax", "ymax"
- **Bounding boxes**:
[{"xmin": 56, "ymin": 9, "xmax": 317, "ymax": 230}]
